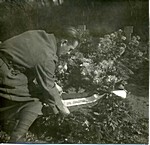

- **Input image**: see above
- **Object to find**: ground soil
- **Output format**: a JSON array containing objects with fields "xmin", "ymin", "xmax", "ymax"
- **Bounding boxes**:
[
  {"xmin": 0, "ymin": 83, "xmax": 148, "ymax": 143},
  {"xmin": 126, "ymin": 83, "xmax": 148, "ymax": 119}
]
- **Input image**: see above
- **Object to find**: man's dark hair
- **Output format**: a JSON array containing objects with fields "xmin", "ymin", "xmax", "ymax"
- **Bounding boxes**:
[{"xmin": 55, "ymin": 26, "xmax": 80, "ymax": 42}]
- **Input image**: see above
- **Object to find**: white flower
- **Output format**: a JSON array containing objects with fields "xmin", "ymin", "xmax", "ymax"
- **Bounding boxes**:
[
  {"xmin": 58, "ymin": 65, "xmax": 63, "ymax": 69},
  {"xmin": 121, "ymin": 36, "xmax": 126, "ymax": 40},
  {"xmin": 104, "ymin": 34, "xmax": 110, "ymax": 39},
  {"xmin": 98, "ymin": 43, "xmax": 101, "ymax": 47},
  {"xmin": 60, "ymin": 69, "xmax": 64, "ymax": 74},
  {"xmin": 139, "ymin": 51, "xmax": 143, "ymax": 56},
  {"xmin": 107, "ymin": 76, "xmax": 111, "ymax": 82},
  {"xmin": 81, "ymin": 71, "xmax": 86, "ymax": 76},
  {"xmin": 83, "ymin": 120, "xmax": 90, "ymax": 127},
  {"xmin": 99, "ymin": 37, "xmax": 103, "ymax": 41},
  {"xmin": 132, "ymin": 36, "xmax": 137, "ymax": 40},
  {"xmin": 110, "ymin": 33, "xmax": 116, "ymax": 38},
  {"xmin": 108, "ymin": 60, "xmax": 114, "ymax": 65},
  {"xmin": 120, "ymin": 43, "xmax": 126, "ymax": 48},
  {"xmin": 93, "ymin": 78, "xmax": 99, "ymax": 84},
  {"xmin": 120, "ymin": 47, "xmax": 125, "ymax": 55},
  {"xmin": 82, "ymin": 62, "xmax": 90, "ymax": 67},
  {"xmin": 118, "ymin": 29, "xmax": 123, "ymax": 33},
  {"xmin": 94, "ymin": 70, "xmax": 98, "ymax": 75},
  {"xmin": 137, "ymin": 35, "xmax": 140, "ymax": 40},
  {"xmin": 64, "ymin": 63, "xmax": 68, "ymax": 70}
]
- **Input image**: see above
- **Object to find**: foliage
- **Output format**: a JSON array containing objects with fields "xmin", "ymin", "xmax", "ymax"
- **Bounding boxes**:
[
  {"xmin": 30, "ymin": 94, "xmax": 148, "ymax": 144},
  {"xmin": 56, "ymin": 28, "xmax": 148, "ymax": 93},
  {"xmin": 0, "ymin": 94, "xmax": 148, "ymax": 143}
]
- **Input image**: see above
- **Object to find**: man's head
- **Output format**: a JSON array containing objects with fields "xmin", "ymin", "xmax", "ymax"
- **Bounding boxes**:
[{"xmin": 56, "ymin": 27, "xmax": 80, "ymax": 56}]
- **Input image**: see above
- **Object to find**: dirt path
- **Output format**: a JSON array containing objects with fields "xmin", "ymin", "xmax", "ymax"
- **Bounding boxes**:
[{"xmin": 126, "ymin": 84, "xmax": 149, "ymax": 119}]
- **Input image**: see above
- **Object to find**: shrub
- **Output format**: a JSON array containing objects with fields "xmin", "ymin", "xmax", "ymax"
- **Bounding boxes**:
[{"xmin": 56, "ymin": 28, "xmax": 148, "ymax": 94}]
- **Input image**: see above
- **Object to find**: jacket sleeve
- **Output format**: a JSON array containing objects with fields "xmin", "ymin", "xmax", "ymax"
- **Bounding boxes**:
[{"xmin": 35, "ymin": 59, "xmax": 64, "ymax": 110}]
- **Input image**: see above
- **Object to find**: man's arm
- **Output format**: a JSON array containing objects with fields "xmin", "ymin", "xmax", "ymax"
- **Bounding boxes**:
[{"xmin": 35, "ymin": 59, "xmax": 70, "ymax": 115}]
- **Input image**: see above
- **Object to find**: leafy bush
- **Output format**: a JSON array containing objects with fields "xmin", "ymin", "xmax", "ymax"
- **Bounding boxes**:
[
  {"xmin": 56, "ymin": 28, "xmax": 148, "ymax": 93},
  {"xmin": 32, "ymin": 94, "xmax": 148, "ymax": 143}
]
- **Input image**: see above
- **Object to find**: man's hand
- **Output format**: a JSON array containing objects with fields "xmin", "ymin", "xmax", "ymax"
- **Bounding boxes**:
[
  {"xmin": 60, "ymin": 104, "xmax": 70, "ymax": 116},
  {"xmin": 54, "ymin": 82, "xmax": 70, "ymax": 115}
]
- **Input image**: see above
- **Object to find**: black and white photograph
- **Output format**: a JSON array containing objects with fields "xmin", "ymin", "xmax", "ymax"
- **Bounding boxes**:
[{"xmin": 0, "ymin": 0, "xmax": 149, "ymax": 143}]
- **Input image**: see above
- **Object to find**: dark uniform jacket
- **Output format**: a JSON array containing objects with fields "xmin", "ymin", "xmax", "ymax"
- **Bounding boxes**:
[{"xmin": 0, "ymin": 30, "xmax": 64, "ymax": 113}]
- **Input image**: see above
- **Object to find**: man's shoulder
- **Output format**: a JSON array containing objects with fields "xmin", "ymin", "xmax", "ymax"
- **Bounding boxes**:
[
  {"xmin": 0, "ymin": 30, "xmax": 58, "ymax": 66},
  {"xmin": 3, "ymin": 30, "xmax": 56, "ymax": 43}
]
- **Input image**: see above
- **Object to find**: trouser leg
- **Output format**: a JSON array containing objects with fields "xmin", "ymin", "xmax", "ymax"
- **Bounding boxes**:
[
  {"xmin": 9, "ymin": 101, "xmax": 43, "ymax": 143},
  {"xmin": 9, "ymin": 111, "xmax": 38, "ymax": 142}
]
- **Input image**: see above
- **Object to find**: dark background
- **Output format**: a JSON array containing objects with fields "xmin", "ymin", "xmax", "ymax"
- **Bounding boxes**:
[{"xmin": 0, "ymin": 0, "xmax": 149, "ymax": 41}]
